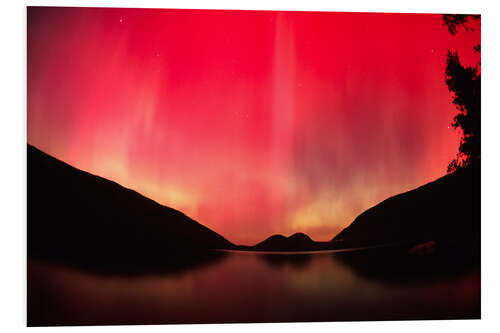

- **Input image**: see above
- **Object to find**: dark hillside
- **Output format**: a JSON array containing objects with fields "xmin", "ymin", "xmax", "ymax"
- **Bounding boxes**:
[
  {"xmin": 27, "ymin": 144, "xmax": 234, "ymax": 272},
  {"xmin": 332, "ymin": 164, "xmax": 480, "ymax": 251}
]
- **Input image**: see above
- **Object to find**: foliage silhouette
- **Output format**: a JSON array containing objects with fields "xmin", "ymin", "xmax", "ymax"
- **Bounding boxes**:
[
  {"xmin": 442, "ymin": 14, "xmax": 480, "ymax": 35},
  {"xmin": 442, "ymin": 14, "xmax": 481, "ymax": 172}
]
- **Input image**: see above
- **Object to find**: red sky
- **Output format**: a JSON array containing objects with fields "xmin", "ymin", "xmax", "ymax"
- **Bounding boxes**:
[{"xmin": 27, "ymin": 7, "xmax": 480, "ymax": 245}]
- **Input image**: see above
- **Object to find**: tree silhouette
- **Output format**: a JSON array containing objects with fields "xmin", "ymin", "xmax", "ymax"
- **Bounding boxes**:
[
  {"xmin": 443, "ymin": 14, "xmax": 480, "ymax": 35},
  {"xmin": 442, "ymin": 14, "xmax": 481, "ymax": 173}
]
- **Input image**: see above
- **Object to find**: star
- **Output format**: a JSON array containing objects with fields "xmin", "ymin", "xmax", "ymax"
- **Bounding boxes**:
[{"xmin": 119, "ymin": 18, "xmax": 123, "ymax": 23}]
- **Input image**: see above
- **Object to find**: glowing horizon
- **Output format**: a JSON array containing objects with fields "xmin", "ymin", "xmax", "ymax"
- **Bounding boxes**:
[{"xmin": 27, "ymin": 8, "xmax": 480, "ymax": 245}]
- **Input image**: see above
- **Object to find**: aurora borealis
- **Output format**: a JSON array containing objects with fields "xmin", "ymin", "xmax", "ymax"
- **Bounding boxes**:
[{"xmin": 27, "ymin": 7, "xmax": 480, "ymax": 245}]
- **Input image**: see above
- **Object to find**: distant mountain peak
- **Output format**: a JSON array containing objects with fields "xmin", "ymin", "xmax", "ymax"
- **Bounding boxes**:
[
  {"xmin": 253, "ymin": 232, "xmax": 317, "ymax": 251},
  {"xmin": 288, "ymin": 233, "xmax": 312, "ymax": 241}
]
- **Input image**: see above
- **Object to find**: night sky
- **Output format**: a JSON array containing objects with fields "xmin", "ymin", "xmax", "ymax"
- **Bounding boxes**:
[{"xmin": 27, "ymin": 7, "xmax": 480, "ymax": 245}]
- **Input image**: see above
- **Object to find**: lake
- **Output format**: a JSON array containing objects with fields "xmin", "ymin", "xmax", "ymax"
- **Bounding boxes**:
[{"xmin": 27, "ymin": 248, "xmax": 480, "ymax": 326}]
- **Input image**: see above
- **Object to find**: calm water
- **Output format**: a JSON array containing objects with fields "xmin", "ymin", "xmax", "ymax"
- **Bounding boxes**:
[{"xmin": 28, "ymin": 249, "xmax": 480, "ymax": 326}]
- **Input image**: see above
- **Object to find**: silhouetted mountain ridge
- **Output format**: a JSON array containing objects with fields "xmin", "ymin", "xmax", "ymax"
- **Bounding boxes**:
[
  {"xmin": 27, "ymin": 144, "xmax": 234, "ymax": 272},
  {"xmin": 242, "ymin": 164, "xmax": 479, "ymax": 253},
  {"xmin": 332, "ymin": 163, "xmax": 480, "ymax": 250},
  {"xmin": 28, "ymin": 143, "xmax": 480, "ymax": 264}
]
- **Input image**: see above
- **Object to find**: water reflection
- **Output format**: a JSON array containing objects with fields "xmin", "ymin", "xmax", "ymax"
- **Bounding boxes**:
[
  {"xmin": 259, "ymin": 253, "xmax": 312, "ymax": 270},
  {"xmin": 29, "ymin": 250, "xmax": 229, "ymax": 277},
  {"xmin": 333, "ymin": 244, "xmax": 481, "ymax": 285},
  {"xmin": 28, "ymin": 249, "xmax": 480, "ymax": 326}
]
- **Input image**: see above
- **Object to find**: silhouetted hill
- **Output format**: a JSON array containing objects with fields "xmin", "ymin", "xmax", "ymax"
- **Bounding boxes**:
[
  {"xmin": 27, "ymin": 144, "xmax": 234, "ymax": 272},
  {"xmin": 328, "ymin": 164, "xmax": 480, "ymax": 280},
  {"xmin": 252, "ymin": 232, "xmax": 330, "ymax": 251},
  {"xmin": 332, "ymin": 163, "xmax": 480, "ymax": 250}
]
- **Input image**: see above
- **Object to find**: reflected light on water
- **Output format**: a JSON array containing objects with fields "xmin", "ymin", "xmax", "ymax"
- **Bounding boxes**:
[{"xmin": 28, "ymin": 250, "xmax": 480, "ymax": 326}]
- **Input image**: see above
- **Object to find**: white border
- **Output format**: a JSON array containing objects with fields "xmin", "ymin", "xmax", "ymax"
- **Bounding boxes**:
[
  {"xmin": 21, "ymin": 0, "xmax": 483, "ymax": 14},
  {"xmin": 2, "ymin": 1, "xmax": 499, "ymax": 332}
]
